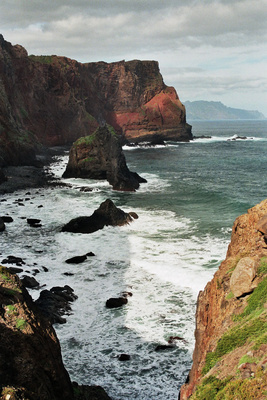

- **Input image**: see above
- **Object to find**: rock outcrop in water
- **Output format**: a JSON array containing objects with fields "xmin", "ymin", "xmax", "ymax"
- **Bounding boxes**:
[
  {"xmin": 179, "ymin": 200, "xmax": 267, "ymax": 399},
  {"xmin": 0, "ymin": 34, "xmax": 191, "ymax": 167},
  {"xmin": 62, "ymin": 125, "xmax": 146, "ymax": 191},
  {"xmin": 62, "ymin": 199, "xmax": 138, "ymax": 233}
]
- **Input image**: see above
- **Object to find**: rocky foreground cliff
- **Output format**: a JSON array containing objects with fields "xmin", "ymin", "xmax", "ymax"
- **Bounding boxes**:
[
  {"xmin": 0, "ymin": 265, "xmax": 112, "ymax": 400},
  {"xmin": 180, "ymin": 200, "xmax": 267, "ymax": 399},
  {"xmin": 0, "ymin": 34, "xmax": 191, "ymax": 167}
]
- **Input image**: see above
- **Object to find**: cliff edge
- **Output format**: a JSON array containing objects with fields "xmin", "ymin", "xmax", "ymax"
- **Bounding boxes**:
[{"xmin": 180, "ymin": 199, "xmax": 267, "ymax": 399}]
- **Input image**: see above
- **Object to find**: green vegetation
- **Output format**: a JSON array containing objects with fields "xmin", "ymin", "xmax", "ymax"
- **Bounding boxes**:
[
  {"xmin": 86, "ymin": 112, "xmax": 96, "ymax": 122},
  {"xmin": 6, "ymin": 305, "xmax": 18, "ymax": 316},
  {"xmin": 16, "ymin": 318, "xmax": 27, "ymax": 331},
  {"xmin": 226, "ymin": 291, "xmax": 234, "ymax": 300},
  {"xmin": 234, "ymin": 277, "xmax": 267, "ymax": 320},
  {"xmin": 258, "ymin": 257, "xmax": 267, "ymax": 276},
  {"xmin": 74, "ymin": 132, "xmax": 97, "ymax": 147},
  {"xmin": 192, "ymin": 376, "xmax": 232, "ymax": 400},
  {"xmin": 20, "ymin": 107, "xmax": 28, "ymax": 119},
  {"xmin": 107, "ymin": 124, "xmax": 118, "ymax": 137},
  {"xmin": 0, "ymin": 266, "xmax": 12, "ymax": 282},
  {"xmin": 192, "ymin": 370, "xmax": 267, "ymax": 400},
  {"xmin": 80, "ymin": 156, "xmax": 96, "ymax": 164},
  {"xmin": 238, "ymin": 354, "xmax": 258, "ymax": 366},
  {"xmin": 29, "ymin": 55, "xmax": 53, "ymax": 64},
  {"xmin": 202, "ymin": 318, "xmax": 267, "ymax": 375}
]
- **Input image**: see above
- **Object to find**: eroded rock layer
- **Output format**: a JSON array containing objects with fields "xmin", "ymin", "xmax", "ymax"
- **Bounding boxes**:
[
  {"xmin": 0, "ymin": 34, "xmax": 191, "ymax": 166},
  {"xmin": 180, "ymin": 200, "xmax": 267, "ymax": 399}
]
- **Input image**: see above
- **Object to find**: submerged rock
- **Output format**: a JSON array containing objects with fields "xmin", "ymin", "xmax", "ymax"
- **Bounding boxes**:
[
  {"xmin": 63, "ymin": 125, "xmax": 146, "ymax": 191},
  {"xmin": 62, "ymin": 199, "xmax": 137, "ymax": 234}
]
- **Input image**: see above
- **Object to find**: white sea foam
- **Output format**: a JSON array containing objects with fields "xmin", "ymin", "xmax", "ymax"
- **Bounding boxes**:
[{"xmin": 191, "ymin": 135, "xmax": 264, "ymax": 143}]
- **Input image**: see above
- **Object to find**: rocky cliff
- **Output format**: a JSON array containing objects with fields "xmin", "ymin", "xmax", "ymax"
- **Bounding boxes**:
[
  {"xmin": 0, "ymin": 266, "xmax": 74, "ymax": 399},
  {"xmin": 0, "ymin": 35, "xmax": 191, "ymax": 166},
  {"xmin": 0, "ymin": 266, "xmax": 112, "ymax": 400},
  {"xmin": 180, "ymin": 200, "xmax": 267, "ymax": 399},
  {"xmin": 62, "ymin": 125, "xmax": 146, "ymax": 191}
]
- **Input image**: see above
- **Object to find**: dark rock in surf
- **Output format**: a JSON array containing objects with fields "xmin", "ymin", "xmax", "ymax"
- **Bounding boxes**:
[
  {"xmin": 65, "ymin": 255, "xmax": 87, "ymax": 264},
  {"xmin": 8, "ymin": 266, "xmax": 24, "ymax": 274},
  {"xmin": 106, "ymin": 297, "xmax": 128, "ymax": 309},
  {"xmin": 155, "ymin": 344, "xmax": 176, "ymax": 351},
  {"xmin": 118, "ymin": 354, "xmax": 131, "ymax": 361},
  {"xmin": 2, "ymin": 255, "xmax": 25, "ymax": 266},
  {"xmin": 62, "ymin": 199, "xmax": 136, "ymax": 234},
  {"xmin": 1, "ymin": 216, "xmax": 13, "ymax": 223},
  {"xmin": 35, "ymin": 285, "xmax": 78, "ymax": 324},
  {"xmin": 27, "ymin": 218, "xmax": 42, "ymax": 227},
  {"xmin": 21, "ymin": 275, "xmax": 40, "ymax": 289},
  {"xmin": 0, "ymin": 217, "xmax": 5, "ymax": 232}
]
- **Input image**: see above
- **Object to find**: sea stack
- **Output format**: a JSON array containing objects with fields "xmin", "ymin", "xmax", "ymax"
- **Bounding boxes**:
[{"xmin": 62, "ymin": 125, "xmax": 146, "ymax": 191}]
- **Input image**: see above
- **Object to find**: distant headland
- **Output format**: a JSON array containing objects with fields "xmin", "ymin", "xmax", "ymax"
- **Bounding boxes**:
[{"xmin": 184, "ymin": 100, "xmax": 266, "ymax": 121}]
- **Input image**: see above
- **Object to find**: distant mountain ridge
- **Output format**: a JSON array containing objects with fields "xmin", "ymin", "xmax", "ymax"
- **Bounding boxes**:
[{"xmin": 184, "ymin": 100, "xmax": 266, "ymax": 121}]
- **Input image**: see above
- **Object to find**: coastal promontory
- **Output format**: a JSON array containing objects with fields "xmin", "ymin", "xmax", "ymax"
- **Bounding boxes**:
[{"xmin": 0, "ymin": 34, "xmax": 192, "ymax": 167}]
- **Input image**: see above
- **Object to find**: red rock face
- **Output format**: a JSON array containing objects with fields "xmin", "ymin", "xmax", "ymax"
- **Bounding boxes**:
[
  {"xmin": 0, "ymin": 35, "xmax": 191, "ymax": 165},
  {"xmin": 179, "ymin": 199, "xmax": 267, "ymax": 399}
]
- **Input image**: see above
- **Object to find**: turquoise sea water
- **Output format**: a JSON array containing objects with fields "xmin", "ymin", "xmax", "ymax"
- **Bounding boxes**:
[{"xmin": 1, "ymin": 120, "xmax": 267, "ymax": 399}]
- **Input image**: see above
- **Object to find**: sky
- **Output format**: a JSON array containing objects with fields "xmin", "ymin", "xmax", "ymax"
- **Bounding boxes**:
[{"xmin": 1, "ymin": 0, "xmax": 267, "ymax": 116}]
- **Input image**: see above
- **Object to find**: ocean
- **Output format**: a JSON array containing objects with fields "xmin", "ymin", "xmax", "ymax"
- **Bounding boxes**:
[{"xmin": 1, "ymin": 120, "xmax": 267, "ymax": 399}]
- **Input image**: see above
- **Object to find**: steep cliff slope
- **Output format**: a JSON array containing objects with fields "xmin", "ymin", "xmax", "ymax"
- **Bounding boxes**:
[
  {"xmin": 180, "ymin": 200, "xmax": 267, "ymax": 399},
  {"xmin": 0, "ymin": 266, "xmax": 74, "ymax": 400},
  {"xmin": 0, "ymin": 34, "xmax": 191, "ymax": 166}
]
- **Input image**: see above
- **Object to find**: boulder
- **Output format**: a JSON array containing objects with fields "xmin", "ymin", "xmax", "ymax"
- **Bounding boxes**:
[
  {"xmin": 106, "ymin": 297, "xmax": 128, "ymax": 308},
  {"xmin": 1, "ymin": 216, "xmax": 13, "ymax": 223},
  {"xmin": 230, "ymin": 257, "xmax": 258, "ymax": 298},
  {"xmin": 21, "ymin": 275, "xmax": 40, "ymax": 289},
  {"xmin": 256, "ymin": 214, "xmax": 267, "ymax": 234},
  {"xmin": 62, "ymin": 199, "xmax": 136, "ymax": 234},
  {"xmin": 27, "ymin": 218, "xmax": 41, "ymax": 225},
  {"xmin": 63, "ymin": 125, "xmax": 146, "ymax": 191},
  {"xmin": 0, "ymin": 217, "xmax": 5, "ymax": 232},
  {"xmin": 35, "ymin": 285, "xmax": 78, "ymax": 324},
  {"xmin": 118, "ymin": 354, "xmax": 131, "ymax": 361},
  {"xmin": 1, "ymin": 255, "xmax": 25, "ymax": 266},
  {"xmin": 65, "ymin": 255, "xmax": 87, "ymax": 264}
]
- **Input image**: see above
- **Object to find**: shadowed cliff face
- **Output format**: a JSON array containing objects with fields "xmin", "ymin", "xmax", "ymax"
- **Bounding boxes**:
[
  {"xmin": 180, "ymin": 200, "xmax": 267, "ymax": 399},
  {"xmin": 0, "ymin": 266, "xmax": 74, "ymax": 400},
  {"xmin": 0, "ymin": 35, "xmax": 191, "ymax": 166}
]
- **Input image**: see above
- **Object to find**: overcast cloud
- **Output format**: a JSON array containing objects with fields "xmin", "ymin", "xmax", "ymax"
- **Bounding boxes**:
[{"xmin": 1, "ymin": 0, "xmax": 267, "ymax": 115}]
